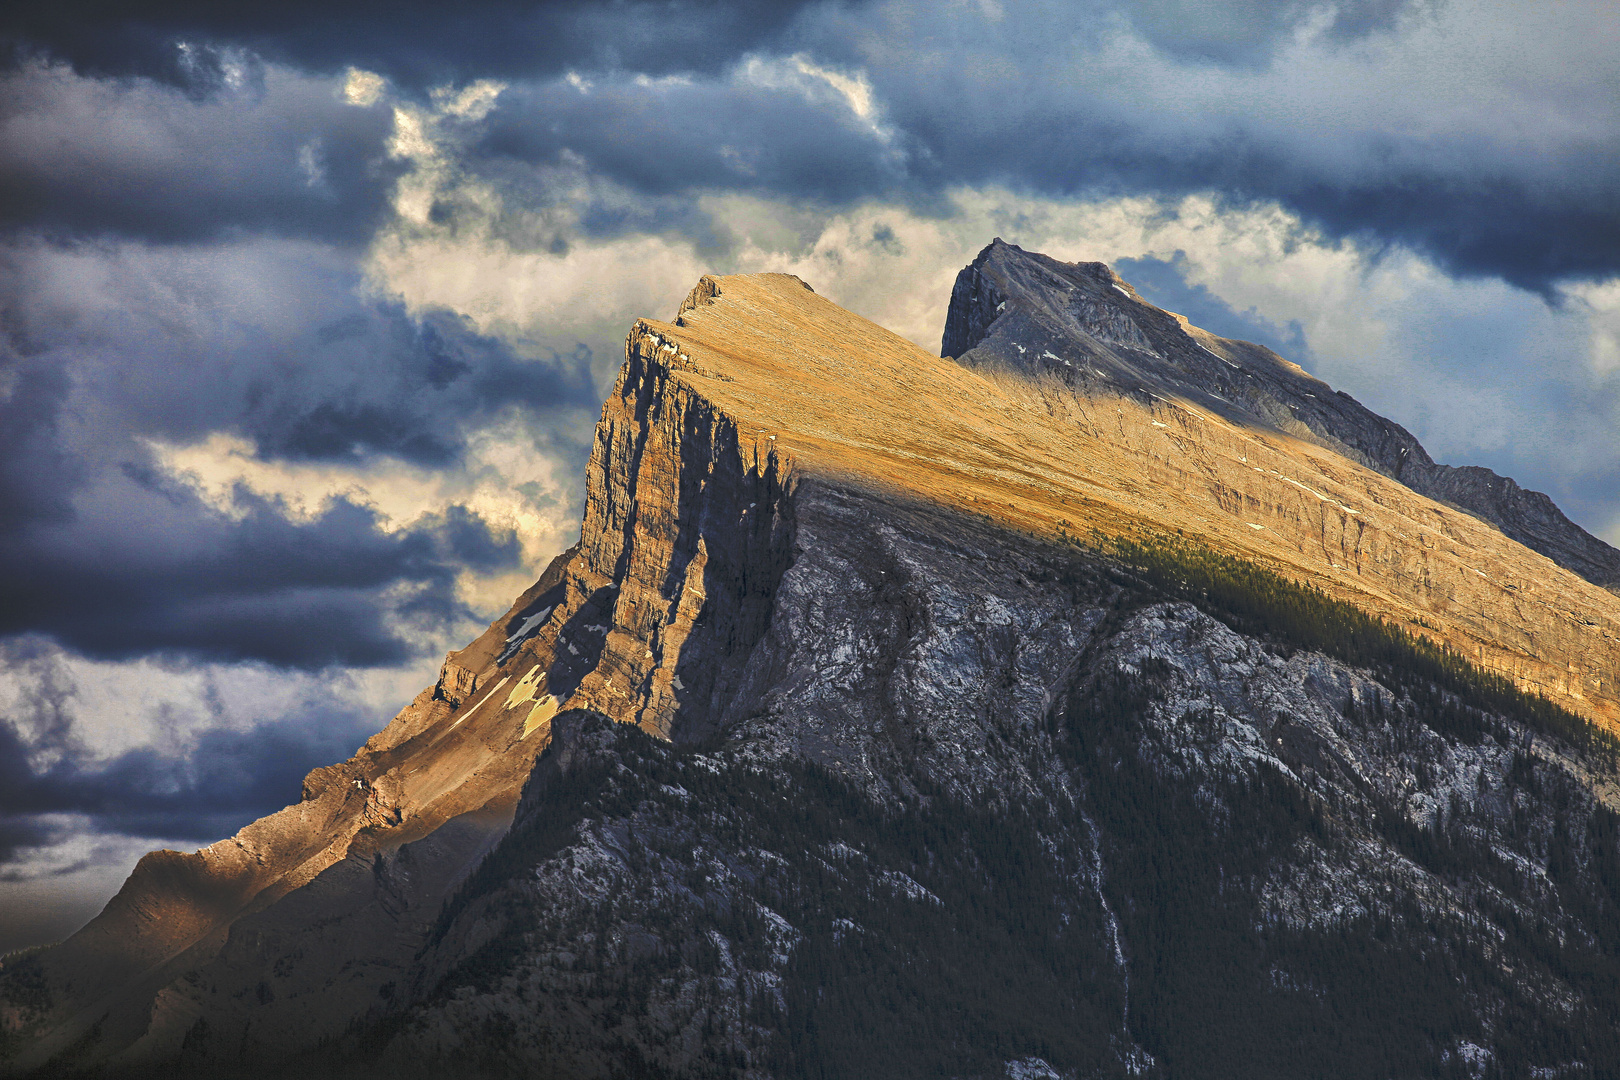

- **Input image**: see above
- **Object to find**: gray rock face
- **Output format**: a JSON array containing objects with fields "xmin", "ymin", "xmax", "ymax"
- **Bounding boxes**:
[
  {"xmin": 944, "ymin": 238, "xmax": 1620, "ymax": 591},
  {"xmin": 152, "ymin": 482, "xmax": 1620, "ymax": 1079}
]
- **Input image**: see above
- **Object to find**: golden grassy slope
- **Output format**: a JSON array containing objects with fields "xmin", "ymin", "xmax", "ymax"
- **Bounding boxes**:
[{"xmin": 648, "ymin": 272, "xmax": 1620, "ymax": 729}]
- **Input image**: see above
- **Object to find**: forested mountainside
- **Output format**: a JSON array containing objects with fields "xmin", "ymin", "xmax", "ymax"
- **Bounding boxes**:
[{"xmin": 7, "ymin": 256, "xmax": 1620, "ymax": 1080}]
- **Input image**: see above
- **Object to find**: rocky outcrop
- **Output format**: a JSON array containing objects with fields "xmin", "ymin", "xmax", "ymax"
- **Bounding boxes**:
[
  {"xmin": 944, "ymin": 238, "xmax": 1620, "ymax": 591},
  {"xmin": 224, "ymin": 481, "xmax": 1620, "ymax": 1078},
  {"xmin": 549, "ymin": 306, "xmax": 799, "ymax": 741}
]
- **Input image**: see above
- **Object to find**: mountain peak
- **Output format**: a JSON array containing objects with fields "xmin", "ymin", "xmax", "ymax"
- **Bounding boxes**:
[
  {"xmin": 946, "ymin": 239, "xmax": 1311, "ymax": 393},
  {"xmin": 944, "ymin": 240, "xmax": 1620, "ymax": 593}
]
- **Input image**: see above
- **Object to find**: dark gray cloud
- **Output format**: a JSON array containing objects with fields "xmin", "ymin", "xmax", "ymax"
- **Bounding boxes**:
[
  {"xmin": 0, "ymin": 240, "xmax": 586, "ymax": 669},
  {"xmin": 228, "ymin": 305, "xmax": 598, "ymax": 467},
  {"xmin": 862, "ymin": 88, "xmax": 1620, "ymax": 294},
  {"xmin": 0, "ymin": 814, "xmax": 60, "ymax": 872},
  {"xmin": 1281, "ymin": 177, "xmax": 1620, "ymax": 297},
  {"xmin": 436, "ymin": 504, "xmax": 524, "ymax": 572},
  {"xmin": 1116, "ymin": 0, "xmax": 1422, "ymax": 66},
  {"xmin": 0, "ymin": 241, "xmax": 599, "ymax": 474},
  {"xmin": 0, "ymin": 693, "xmax": 381, "ymax": 863},
  {"xmin": 6, "ymin": 1, "xmax": 1617, "ymax": 293},
  {"xmin": 0, "ymin": 351, "xmax": 77, "ymax": 536},
  {"xmin": 437, "ymin": 7, "xmax": 1619, "ymax": 294},
  {"xmin": 0, "ymin": 62, "xmax": 402, "ymax": 245},
  {"xmin": 0, "ymin": 491, "xmax": 498, "ymax": 668},
  {"xmin": 0, "ymin": 0, "xmax": 830, "ymax": 94},
  {"xmin": 480, "ymin": 75, "xmax": 907, "ymax": 209}
]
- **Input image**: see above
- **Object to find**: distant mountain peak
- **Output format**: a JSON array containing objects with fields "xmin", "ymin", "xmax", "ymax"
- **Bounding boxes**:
[{"xmin": 944, "ymin": 239, "xmax": 1620, "ymax": 592}]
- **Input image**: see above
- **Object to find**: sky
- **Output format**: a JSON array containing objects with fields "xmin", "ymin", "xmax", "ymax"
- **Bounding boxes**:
[{"xmin": 1, "ymin": 0, "xmax": 1618, "ymax": 953}]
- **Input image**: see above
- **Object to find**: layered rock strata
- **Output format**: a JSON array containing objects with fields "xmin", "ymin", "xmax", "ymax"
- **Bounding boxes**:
[{"xmin": 609, "ymin": 271, "xmax": 1620, "ymax": 730}]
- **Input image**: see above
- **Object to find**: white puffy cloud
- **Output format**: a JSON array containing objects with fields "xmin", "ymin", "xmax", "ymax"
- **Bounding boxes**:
[{"xmin": 147, "ymin": 413, "xmax": 580, "ymax": 617}]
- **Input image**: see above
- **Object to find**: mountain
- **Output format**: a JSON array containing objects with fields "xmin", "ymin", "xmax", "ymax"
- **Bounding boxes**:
[
  {"xmin": 945, "ymin": 239, "xmax": 1620, "ymax": 593},
  {"xmin": 6, "ymin": 250, "xmax": 1620, "ymax": 1079}
]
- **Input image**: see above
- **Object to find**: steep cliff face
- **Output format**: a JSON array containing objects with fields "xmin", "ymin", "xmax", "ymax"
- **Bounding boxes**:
[
  {"xmin": 201, "ymin": 484, "xmax": 1620, "ymax": 1078},
  {"xmin": 557, "ymin": 314, "xmax": 798, "ymax": 742},
  {"xmin": 0, "ymin": 279, "xmax": 805, "ymax": 1078},
  {"xmin": 944, "ymin": 238, "xmax": 1620, "ymax": 592},
  {"xmin": 8, "ymin": 263, "xmax": 1620, "ymax": 1079},
  {"xmin": 625, "ymin": 273, "xmax": 1620, "ymax": 731}
]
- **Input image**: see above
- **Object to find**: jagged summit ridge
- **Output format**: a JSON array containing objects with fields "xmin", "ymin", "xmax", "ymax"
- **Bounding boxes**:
[
  {"xmin": 624, "ymin": 270, "xmax": 1620, "ymax": 729},
  {"xmin": 945, "ymin": 238, "xmax": 1620, "ymax": 591}
]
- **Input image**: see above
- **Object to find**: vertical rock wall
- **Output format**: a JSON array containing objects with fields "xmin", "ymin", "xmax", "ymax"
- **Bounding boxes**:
[{"xmin": 560, "ymin": 313, "xmax": 798, "ymax": 742}]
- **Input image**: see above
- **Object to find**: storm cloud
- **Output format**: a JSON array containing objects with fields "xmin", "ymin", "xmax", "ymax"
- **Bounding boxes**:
[
  {"xmin": 1, "ymin": 492, "xmax": 488, "ymax": 668},
  {"xmin": 7, "ymin": 0, "xmax": 1617, "ymax": 291},
  {"xmin": 0, "ymin": 236, "xmax": 590, "ymax": 669},
  {"xmin": 0, "ymin": 61, "xmax": 402, "ymax": 244},
  {"xmin": 0, "ymin": 0, "xmax": 830, "ymax": 94},
  {"xmin": 0, "ymin": 700, "xmax": 378, "ymax": 850}
]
